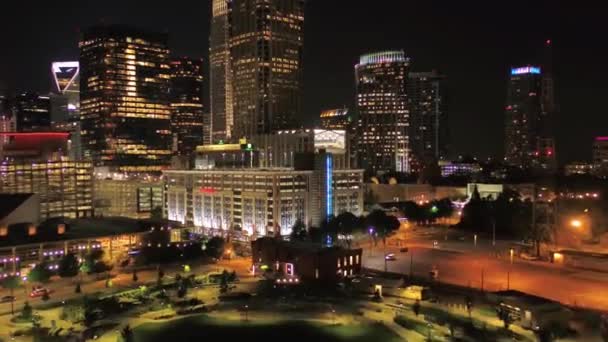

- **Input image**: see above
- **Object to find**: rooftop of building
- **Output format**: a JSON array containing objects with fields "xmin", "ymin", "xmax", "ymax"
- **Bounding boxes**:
[
  {"xmin": 0, "ymin": 217, "xmax": 174, "ymax": 248},
  {"xmin": 253, "ymin": 236, "xmax": 360, "ymax": 255},
  {"xmin": 357, "ymin": 51, "xmax": 409, "ymax": 67},
  {"xmin": 495, "ymin": 290, "xmax": 562, "ymax": 310},
  {"xmin": 81, "ymin": 25, "xmax": 168, "ymax": 44},
  {"xmin": 0, "ymin": 194, "xmax": 36, "ymax": 221}
]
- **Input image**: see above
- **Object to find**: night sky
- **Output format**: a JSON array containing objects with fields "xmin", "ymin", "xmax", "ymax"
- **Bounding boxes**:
[{"xmin": 0, "ymin": 1, "xmax": 606, "ymax": 164}]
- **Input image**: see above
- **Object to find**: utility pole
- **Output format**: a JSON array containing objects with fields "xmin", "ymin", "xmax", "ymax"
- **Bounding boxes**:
[
  {"xmin": 409, "ymin": 252, "xmax": 413, "ymax": 280},
  {"xmin": 507, "ymin": 270, "xmax": 510, "ymax": 291},
  {"xmin": 481, "ymin": 268, "xmax": 485, "ymax": 292},
  {"xmin": 492, "ymin": 220, "xmax": 496, "ymax": 247}
]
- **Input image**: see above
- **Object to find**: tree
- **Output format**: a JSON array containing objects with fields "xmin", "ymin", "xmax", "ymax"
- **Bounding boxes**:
[
  {"xmin": 2, "ymin": 276, "xmax": 21, "ymax": 315},
  {"xmin": 120, "ymin": 325, "xmax": 134, "ymax": 342},
  {"xmin": 58, "ymin": 253, "xmax": 80, "ymax": 278},
  {"xmin": 21, "ymin": 301, "xmax": 33, "ymax": 320},
  {"xmin": 290, "ymin": 219, "xmax": 308, "ymax": 241},
  {"xmin": 220, "ymin": 270, "xmax": 229, "ymax": 293},
  {"xmin": 82, "ymin": 250, "xmax": 111, "ymax": 275},
  {"xmin": 205, "ymin": 236, "xmax": 226, "ymax": 259},
  {"xmin": 413, "ymin": 299, "xmax": 421, "ymax": 317},
  {"xmin": 465, "ymin": 296, "xmax": 473, "ymax": 318},
  {"xmin": 497, "ymin": 306, "xmax": 513, "ymax": 329},
  {"xmin": 601, "ymin": 315, "xmax": 608, "ymax": 342},
  {"xmin": 365, "ymin": 210, "xmax": 400, "ymax": 246},
  {"xmin": 156, "ymin": 268, "xmax": 164, "ymax": 288},
  {"xmin": 75, "ymin": 283, "xmax": 81, "ymax": 294},
  {"xmin": 28, "ymin": 262, "xmax": 52, "ymax": 283}
]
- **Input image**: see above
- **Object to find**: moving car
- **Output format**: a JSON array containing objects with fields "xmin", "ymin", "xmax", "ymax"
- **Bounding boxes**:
[
  {"xmin": 385, "ymin": 253, "xmax": 396, "ymax": 261},
  {"xmin": 29, "ymin": 286, "xmax": 50, "ymax": 298}
]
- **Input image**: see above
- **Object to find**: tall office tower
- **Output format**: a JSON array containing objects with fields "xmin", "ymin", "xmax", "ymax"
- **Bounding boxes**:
[
  {"xmin": 320, "ymin": 108, "xmax": 351, "ymax": 130},
  {"xmin": 210, "ymin": 0, "xmax": 233, "ymax": 143},
  {"xmin": 79, "ymin": 26, "xmax": 172, "ymax": 173},
  {"xmin": 170, "ymin": 57, "xmax": 205, "ymax": 156},
  {"xmin": 355, "ymin": 51, "xmax": 411, "ymax": 174},
  {"xmin": 51, "ymin": 61, "xmax": 82, "ymax": 159},
  {"xmin": 505, "ymin": 66, "xmax": 545, "ymax": 168},
  {"xmin": 537, "ymin": 39, "xmax": 558, "ymax": 171},
  {"xmin": 229, "ymin": 0, "xmax": 305, "ymax": 139},
  {"xmin": 407, "ymin": 71, "xmax": 448, "ymax": 167},
  {"xmin": 14, "ymin": 92, "xmax": 51, "ymax": 132}
]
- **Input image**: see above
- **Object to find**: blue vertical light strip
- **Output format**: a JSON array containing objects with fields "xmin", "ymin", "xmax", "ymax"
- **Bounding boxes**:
[{"xmin": 326, "ymin": 154, "xmax": 333, "ymax": 218}]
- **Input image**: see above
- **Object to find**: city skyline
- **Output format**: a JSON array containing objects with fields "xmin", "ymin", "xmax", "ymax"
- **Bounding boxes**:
[{"xmin": 0, "ymin": 1, "xmax": 606, "ymax": 163}]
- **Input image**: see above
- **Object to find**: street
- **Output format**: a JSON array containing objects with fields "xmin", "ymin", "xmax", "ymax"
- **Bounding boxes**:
[{"xmin": 363, "ymin": 242, "xmax": 608, "ymax": 311}]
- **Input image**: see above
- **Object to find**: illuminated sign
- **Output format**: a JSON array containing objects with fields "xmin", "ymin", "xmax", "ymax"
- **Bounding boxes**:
[
  {"xmin": 326, "ymin": 154, "xmax": 334, "ymax": 218},
  {"xmin": 199, "ymin": 187, "xmax": 217, "ymax": 194},
  {"xmin": 511, "ymin": 66, "xmax": 541, "ymax": 76},
  {"xmin": 314, "ymin": 129, "xmax": 346, "ymax": 153},
  {"xmin": 52, "ymin": 62, "xmax": 79, "ymax": 94}
]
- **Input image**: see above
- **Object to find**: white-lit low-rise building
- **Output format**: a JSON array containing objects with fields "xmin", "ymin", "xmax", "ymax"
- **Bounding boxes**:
[{"xmin": 164, "ymin": 167, "xmax": 364, "ymax": 236}]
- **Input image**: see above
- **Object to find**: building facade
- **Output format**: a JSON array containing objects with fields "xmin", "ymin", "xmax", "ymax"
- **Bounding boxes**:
[
  {"xmin": 14, "ymin": 92, "xmax": 51, "ymax": 132},
  {"xmin": 164, "ymin": 168, "xmax": 364, "ymax": 236},
  {"xmin": 229, "ymin": 0, "xmax": 305, "ymax": 138},
  {"xmin": 320, "ymin": 108, "xmax": 351, "ymax": 130},
  {"xmin": 170, "ymin": 57, "xmax": 205, "ymax": 155},
  {"xmin": 408, "ymin": 71, "xmax": 447, "ymax": 164},
  {"xmin": 94, "ymin": 176, "xmax": 163, "ymax": 219},
  {"xmin": 355, "ymin": 51, "xmax": 411, "ymax": 174},
  {"xmin": 79, "ymin": 26, "xmax": 172, "ymax": 173},
  {"xmin": 505, "ymin": 66, "xmax": 555, "ymax": 170},
  {"xmin": 209, "ymin": 0, "xmax": 233, "ymax": 143},
  {"xmin": 0, "ymin": 160, "xmax": 93, "ymax": 219}
]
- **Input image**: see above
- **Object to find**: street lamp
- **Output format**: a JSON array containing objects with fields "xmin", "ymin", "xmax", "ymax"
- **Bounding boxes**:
[{"xmin": 570, "ymin": 219, "xmax": 583, "ymax": 229}]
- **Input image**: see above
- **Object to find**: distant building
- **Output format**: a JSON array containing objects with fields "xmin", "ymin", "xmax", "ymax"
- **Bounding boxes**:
[
  {"xmin": 0, "ymin": 132, "xmax": 93, "ymax": 220},
  {"xmin": 250, "ymin": 129, "xmax": 351, "ymax": 170},
  {"xmin": 50, "ymin": 61, "xmax": 82, "ymax": 160},
  {"xmin": 170, "ymin": 57, "xmax": 205, "ymax": 155},
  {"xmin": 79, "ymin": 26, "xmax": 172, "ymax": 172},
  {"xmin": 356, "ymin": 51, "xmax": 411, "ymax": 174},
  {"xmin": 14, "ymin": 92, "xmax": 51, "ymax": 132},
  {"xmin": 320, "ymin": 108, "xmax": 351, "ymax": 130},
  {"xmin": 593, "ymin": 137, "xmax": 608, "ymax": 165},
  {"xmin": 251, "ymin": 237, "xmax": 363, "ymax": 283},
  {"xmin": 505, "ymin": 66, "xmax": 555, "ymax": 170},
  {"xmin": 564, "ymin": 162, "xmax": 596, "ymax": 176},
  {"xmin": 94, "ymin": 173, "xmax": 163, "ymax": 219},
  {"xmin": 408, "ymin": 71, "xmax": 448, "ymax": 164},
  {"xmin": 439, "ymin": 161, "xmax": 481, "ymax": 178},
  {"xmin": 229, "ymin": 0, "xmax": 305, "ymax": 138},
  {"xmin": 164, "ymin": 167, "xmax": 364, "ymax": 235}
]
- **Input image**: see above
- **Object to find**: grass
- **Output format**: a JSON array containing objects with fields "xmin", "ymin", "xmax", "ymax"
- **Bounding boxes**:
[{"xmin": 134, "ymin": 315, "xmax": 401, "ymax": 341}]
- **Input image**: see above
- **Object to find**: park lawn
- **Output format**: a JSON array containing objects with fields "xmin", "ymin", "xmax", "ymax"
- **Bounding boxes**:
[{"xmin": 134, "ymin": 315, "xmax": 401, "ymax": 342}]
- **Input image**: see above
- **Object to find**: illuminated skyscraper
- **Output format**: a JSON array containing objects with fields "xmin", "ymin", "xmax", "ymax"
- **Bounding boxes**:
[
  {"xmin": 209, "ymin": 0, "xmax": 233, "ymax": 143},
  {"xmin": 355, "ymin": 51, "xmax": 411, "ymax": 174},
  {"xmin": 504, "ymin": 66, "xmax": 545, "ymax": 168},
  {"xmin": 229, "ymin": 0, "xmax": 305, "ymax": 138},
  {"xmin": 79, "ymin": 26, "xmax": 172, "ymax": 172},
  {"xmin": 170, "ymin": 57, "xmax": 205, "ymax": 155},
  {"xmin": 408, "ymin": 71, "xmax": 448, "ymax": 165},
  {"xmin": 51, "ymin": 61, "xmax": 82, "ymax": 159},
  {"xmin": 320, "ymin": 108, "xmax": 351, "ymax": 130},
  {"xmin": 538, "ymin": 40, "xmax": 557, "ymax": 171}
]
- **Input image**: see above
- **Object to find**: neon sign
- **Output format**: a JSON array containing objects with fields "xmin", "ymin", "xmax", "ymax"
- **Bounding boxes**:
[{"xmin": 511, "ymin": 66, "xmax": 541, "ymax": 75}]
